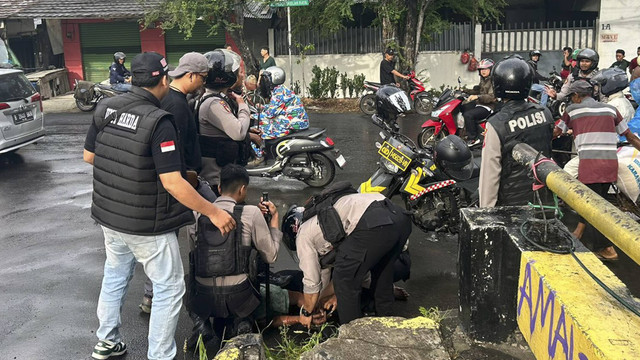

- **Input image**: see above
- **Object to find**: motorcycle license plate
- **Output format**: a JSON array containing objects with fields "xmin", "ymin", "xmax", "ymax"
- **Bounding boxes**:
[
  {"xmin": 13, "ymin": 110, "xmax": 34, "ymax": 125},
  {"xmin": 336, "ymin": 154, "xmax": 346, "ymax": 168},
  {"xmin": 378, "ymin": 141, "xmax": 411, "ymax": 171}
]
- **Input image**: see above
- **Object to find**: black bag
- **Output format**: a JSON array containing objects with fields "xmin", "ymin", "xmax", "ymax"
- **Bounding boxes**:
[
  {"xmin": 302, "ymin": 181, "xmax": 357, "ymax": 244},
  {"xmin": 194, "ymin": 205, "xmax": 246, "ymax": 277}
]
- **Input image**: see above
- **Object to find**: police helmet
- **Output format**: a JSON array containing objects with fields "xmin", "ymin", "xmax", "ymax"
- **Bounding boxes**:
[
  {"xmin": 591, "ymin": 68, "xmax": 629, "ymax": 96},
  {"xmin": 576, "ymin": 48, "xmax": 599, "ymax": 73},
  {"xmin": 492, "ymin": 55, "xmax": 534, "ymax": 100},
  {"xmin": 281, "ymin": 205, "xmax": 304, "ymax": 251},
  {"xmin": 434, "ymin": 135, "xmax": 474, "ymax": 181},
  {"xmin": 114, "ymin": 52, "xmax": 126, "ymax": 63},
  {"xmin": 529, "ymin": 50, "xmax": 542, "ymax": 59},
  {"xmin": 203, "ymin": 49, "xmax": 241, "ymax": 89},
  {"xmin": 375, "ymin": 85, "xmax": 412, "ymax": 120}
]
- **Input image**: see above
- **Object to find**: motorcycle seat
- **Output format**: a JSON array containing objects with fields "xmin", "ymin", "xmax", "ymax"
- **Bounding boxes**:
[
  {"xmin": 97, "ymin": 84, "xmax": 113, "ymax": 90},
  {"xmin": 282, "ymin": 127, "xmax": 326, "ymax": 140},
  {"xmin": 365, "ymin": 81, "xmax": 383, "ymax": 88}
]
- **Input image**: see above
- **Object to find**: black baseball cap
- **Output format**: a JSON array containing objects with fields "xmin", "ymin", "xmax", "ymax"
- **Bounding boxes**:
[
  {"xmin": 385, "ymin": 48, "xmax": 396, "ymax": 56},
  {"xmin": 131, "ymin": 52, "xmax": 169, "ymax": 83}
]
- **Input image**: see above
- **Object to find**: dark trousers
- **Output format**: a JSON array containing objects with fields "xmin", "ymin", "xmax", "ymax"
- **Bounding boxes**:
[
  {"xmin": 463, "ymin": 106, "xmax": 491, "ymax": 140},
  {"xmin": 333, "ymin": 200, "xmax": 412, "ymax": 324},
  {"xmin": 580, "ymin": 183, "xmax": 613, "ymax": 250}
]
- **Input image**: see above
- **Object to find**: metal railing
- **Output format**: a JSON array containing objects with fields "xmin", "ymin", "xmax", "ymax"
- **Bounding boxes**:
[
  {"xmin": 274, "ymin": 23, "xmax": 474, "ymax": 56},
  {"xmin": 482, "ymin": 20, "xmax": 596, "ymax": 53}
]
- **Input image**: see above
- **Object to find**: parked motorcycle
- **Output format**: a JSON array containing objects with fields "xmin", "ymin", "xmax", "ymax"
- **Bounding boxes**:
[
  {"xmin": 246, "ymin": 106, "xmax": 346, "ymax": 188},
  {"xmin": 359, "ymin": 113, "xmax": 479, "ymax": 232},
  {"xmin": 73, "ymin": 80, "xmax": 126, "ymax": 112},
  {"xmin": 417, "ymin": 86, "xmax": 488, "ymax": 149},
  {"xmin": 359, "ymin": 71, "xmax": 435, "ymax": 116}
]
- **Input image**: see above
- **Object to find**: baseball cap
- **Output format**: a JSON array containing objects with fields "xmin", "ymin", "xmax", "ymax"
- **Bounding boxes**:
[
  {"xmin": 131, "ymin": 52, "xmax": 169, "ymax": 83},
  {"xmin": 568, "ymin": 80, "xmax": 593, "ymax": 96},
  {"xmin": 168, "ymin": 52, "xmax": 208, "ymax": 77},
  {"xmin": 385, "ymin": 48, "xmax": 396, "ymax": 56}
]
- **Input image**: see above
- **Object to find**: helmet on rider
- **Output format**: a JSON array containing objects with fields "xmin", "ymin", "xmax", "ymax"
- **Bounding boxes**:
[
  {"xmin": 203, "ymin": 49, "xmax": 241, "ymax": 89},
  {"xmin": 281, "ymin": 205, "xmax": 304, "ymax": 251},
  {"xmin": 571, "ymin": 49, "xmax": 581, "ymax": 61},
  {"xmin": 492, "ymin": 55, "xmax": 533, "ymax": 100},
  {"xmin": 259, "ymin": 66, "xmax": 286, "ymax": 99},
  {"xmin": 113, "ymin": 52, "xmax": 126, "ymax": 63},
  {"xmin": 478, "ymin": 58, "xmax": 495, "ymax": 76},
  {"xmin": 375, "ymin": 85, "xmax": 412, "ymax": 121},
  {"xmin": 433, "ymin": 135, "xmax": 474, "ymax": 181},
  {"xmin": 591, "ymin": 68, "xmax": 629, "ymax": 96},
  {"xmin": 576, "ymin": 48, "xmax": 599, "ymax": 73},
  {"xmin": 529, "ymin": 50, "xmax": 542, "ymax": 60}
]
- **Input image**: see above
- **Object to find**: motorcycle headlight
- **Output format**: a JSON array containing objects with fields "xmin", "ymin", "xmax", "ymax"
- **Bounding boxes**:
[
  {"xmin": 380, "ymin": 157, "xmax": 400, "ymax": 174},
  {"xmin": 431, "ymin": 108, "xmax": 444, "ymax": 117}
]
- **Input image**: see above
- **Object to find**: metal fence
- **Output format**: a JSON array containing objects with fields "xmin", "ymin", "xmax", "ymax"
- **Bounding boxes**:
[
  {"xmin": 274, "ymin": 23, "xmax": 474, "ymax": 55},
  {"xmin": 482, "ymin": 20, "xmax": 596, "ymax": 54}
]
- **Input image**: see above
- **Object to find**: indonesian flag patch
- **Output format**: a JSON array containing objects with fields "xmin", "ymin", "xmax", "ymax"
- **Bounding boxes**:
[{"xmin": 160, "ymin": 141, "xmax": 176, "ymax": 153}]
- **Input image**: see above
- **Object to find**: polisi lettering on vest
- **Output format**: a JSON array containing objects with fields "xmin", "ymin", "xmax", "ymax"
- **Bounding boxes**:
[{"xmin": 508, "ymin": 111, "xmax": 545, "ymax": 132}]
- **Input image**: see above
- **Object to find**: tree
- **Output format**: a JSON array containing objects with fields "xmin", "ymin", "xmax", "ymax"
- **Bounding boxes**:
[{"xmin": 142, "ymin": 0, "xmax": 261, "ymax": 75}]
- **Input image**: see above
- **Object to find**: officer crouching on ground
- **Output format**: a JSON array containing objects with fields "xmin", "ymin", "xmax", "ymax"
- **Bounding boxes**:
[
  {"xmin": 290, "ymin": 182, "xmax": 412, "ymax": 327},
  {"xmin": 187, "ymin": 164, "xmax": 280, "ymax": 350},
  {"xmin": 198, "ymin": 49, "xmax": 251, "ymax": 193},
  {"xmin": 479, "ymin": 55, "xmax": 555, "ymax": 207}
]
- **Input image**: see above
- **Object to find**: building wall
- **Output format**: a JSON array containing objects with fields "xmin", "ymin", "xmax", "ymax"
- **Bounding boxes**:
[
  {"xmin": 597, "ymin": 0, "xmax": 640, "ymax": 70},
  {"xmin": 274, "ymin": 51, "xmax": 481, "ymax": 97}
]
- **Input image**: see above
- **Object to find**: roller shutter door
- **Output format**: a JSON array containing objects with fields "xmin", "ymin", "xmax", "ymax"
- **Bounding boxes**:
[
  {"xmin": 164, "ymin": 22, "xmax": 225, "ymax": 66},
  {"xmin": 80, "ymin": 22, "xmax": 141, "ymax": 83}
]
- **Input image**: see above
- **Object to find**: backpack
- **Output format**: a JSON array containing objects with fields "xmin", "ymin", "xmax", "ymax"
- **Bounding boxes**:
[
  {"xmin": 302, "ymin": 181, "xmax": 358, "ymax": 245},
  {"xmin": 194, "ymin": 205, "xmax": 251, "ymax": 277}
]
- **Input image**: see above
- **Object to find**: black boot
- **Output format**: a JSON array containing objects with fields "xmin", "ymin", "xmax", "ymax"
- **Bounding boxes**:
[{"xmin": 186, "ymin": 312, "xmax": 215, "ymax": 351}]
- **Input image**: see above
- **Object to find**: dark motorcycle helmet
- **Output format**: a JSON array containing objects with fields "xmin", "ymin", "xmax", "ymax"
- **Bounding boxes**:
[
  {"xmin": 529, "ymin": 50, "xmax": 542, "ymax": 59},
  {"xmin": 492, "ymin": 55, "xmax": 533, "ymax": 100},
  {"xmin": 113, "ymin": 52, "xmax": 126, "ymax": 63},
  {"xmin": 259, "ymin": 66, "xmax": 286, "ymax": 99},
  {"xmin": 433, "ymin": 135, "xmax": 474, "ymax": 181},
  {"xmin": 576, "ymin": 48, "xmax": 599, "ymax": 73},
  {"xmin": 281, "ymin": 205, "xmax": 304, "ymax": 251},
  {"xmin": 591, "ymin": 67, "xmax": 628, "ymax": 96},
  {"xmin": 375, "ymin": 85, "xmax": 412, "ymax": 121},
  {"xmin": 203, "ymin": 49, "xmax": 241, "ymax": 89}
]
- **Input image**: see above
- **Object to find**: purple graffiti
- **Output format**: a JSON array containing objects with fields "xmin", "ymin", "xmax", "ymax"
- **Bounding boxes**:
[{"xmin": 518, "ymin": 261, "xmax": 589, "ymax": 360}]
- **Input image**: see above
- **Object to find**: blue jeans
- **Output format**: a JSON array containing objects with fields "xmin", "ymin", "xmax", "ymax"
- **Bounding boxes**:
[
  {"xmin": 531, "ymin": 83, "xmax": 549, "ymax": 106},
  {"xmin": 111, "ymin": 83, "xmax": 132, "ymax": 92},
  {"xmin": 96, "ymin": 226, "xmax": 185, "ymax": 360}
]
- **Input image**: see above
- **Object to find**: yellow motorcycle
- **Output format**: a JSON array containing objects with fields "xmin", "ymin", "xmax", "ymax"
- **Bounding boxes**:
[{"xmin": 359, "ymin": 114, "xmax": 479, "ymax": 233}]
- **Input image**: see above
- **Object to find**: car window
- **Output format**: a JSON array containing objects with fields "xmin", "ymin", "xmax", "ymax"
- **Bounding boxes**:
[{"xmin": 0, "ymin": 73, "xmax": 35, "ymax": 102}]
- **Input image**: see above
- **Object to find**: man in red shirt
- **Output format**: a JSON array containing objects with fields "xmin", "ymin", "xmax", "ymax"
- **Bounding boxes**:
[
  {"xmin": 628, "ymin": 47, "xmax": 640, "ymax": 73},
  {"xmin": 555, "ymin": 80, "xmax": 640, "ymax": 260}
]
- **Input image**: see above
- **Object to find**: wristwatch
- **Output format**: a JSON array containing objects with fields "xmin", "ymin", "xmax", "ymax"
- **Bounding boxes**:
[{"xmin": 300, "ymin": 307, "xmax": 312, "ymax": 317}]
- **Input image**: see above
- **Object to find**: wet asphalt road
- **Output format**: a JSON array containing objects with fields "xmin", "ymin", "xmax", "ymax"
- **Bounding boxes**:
[{"xmin": 0, "ymin": 110, "xmax": 638, "ymax": 359}]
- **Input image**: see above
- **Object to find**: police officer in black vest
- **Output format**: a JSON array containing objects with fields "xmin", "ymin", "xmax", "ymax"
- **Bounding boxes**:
[
  {"xmin": 479, "ymin": 55, "xmax": 554, "ymax": 208},
  {"xmin": 83, "ymin": 52, "xmax": 235, "ymax": 360},
  {"xmin": 198, "ymin": 49, "xmax": 251, "ymax": 193}
]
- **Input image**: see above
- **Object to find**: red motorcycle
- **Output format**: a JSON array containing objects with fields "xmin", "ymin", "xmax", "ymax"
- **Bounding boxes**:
[
  {"xmin": 359, "ymin": 71, "xmax": 435, "ymax": 115},
  {"xmin": 417, "ymin": 87, "xmax": 488, "ymax": 149}
]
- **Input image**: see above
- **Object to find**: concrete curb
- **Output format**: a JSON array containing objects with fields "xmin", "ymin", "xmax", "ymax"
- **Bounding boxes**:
[{"xmin": 42, "ymin": 92, "xmax": 81, "ymax": 114}]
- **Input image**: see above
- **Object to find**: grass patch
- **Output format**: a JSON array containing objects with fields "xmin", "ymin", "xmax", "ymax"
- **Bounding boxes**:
[
  {"xmin": 419, "ymin": 306, "xmax": 450, "ymax": 324},
  {"xmin": 265, "ymin": 323, "xmax": 338, "ymax": 360}
]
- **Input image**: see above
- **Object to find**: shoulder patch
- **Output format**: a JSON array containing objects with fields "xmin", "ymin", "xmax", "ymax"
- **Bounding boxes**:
[{"xmin": 220, "ymin": 100, "xmax": 231, "ymax": 113}]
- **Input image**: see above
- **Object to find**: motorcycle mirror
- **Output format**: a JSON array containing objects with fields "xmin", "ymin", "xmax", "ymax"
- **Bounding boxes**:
[
  {"xmin": 375, "ymin": 142, "xmax": 382, "ymax": 149},
  {"xmin": 457, "ymin": 76, "xmax": 462, "ymax": 85}
]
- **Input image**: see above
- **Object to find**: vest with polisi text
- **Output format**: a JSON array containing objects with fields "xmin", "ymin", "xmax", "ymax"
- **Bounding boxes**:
[
  {"xmin": 91, "ymin": 86, "xmax": 194, "ymax": 235},
  {"xmin": 489, "ymin": 100, "xmax": 554, "ymax": 206}
]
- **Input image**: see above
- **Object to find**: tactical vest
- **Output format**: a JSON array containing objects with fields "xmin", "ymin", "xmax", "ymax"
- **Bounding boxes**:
[
  {"xmin": 197, "ymin": 92, "xmax": 250, "ymax": 167},
  {"xmin": 194, "ymin": 205, "xmax": 252, "ymax": 278},
  {"xmin": 91, "ymin": 87, "xmax": 194, "ymax": 235},
  {"xmin": 302, "ymin": 181, "xmax": 358, "ymax": 244},
  {"xmin": 489, "ymin": 100, "xmax": 554, "ymax": 206}
]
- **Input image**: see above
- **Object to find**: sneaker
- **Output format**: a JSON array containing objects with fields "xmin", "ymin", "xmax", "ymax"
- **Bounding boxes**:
[
  {"xmin": 246, "ymin": 156, "xmax": 265, "ymax": 168},
  {"xmin": 138, "ymin": 294, "xmax": 152, "ymax": 314},
  {"xmin": 466, "ymin": 139, "xmax": 481, "ymax": 147},
  {"xmin": 92, "ymin": 340, "xmax": 127, "ymax": 359}
]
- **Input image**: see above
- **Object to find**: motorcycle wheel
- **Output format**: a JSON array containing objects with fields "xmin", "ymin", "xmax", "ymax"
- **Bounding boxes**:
[
  {"xmin": 359, "ymin": 94, "xmax": 377, "ymax": 115},
  {"xmin": 417, "ymin": 127, "xmax": 445, "ymax": 149},
  {"xmin": 303, "ymin": 153, "xmax": 336, "ymax": 188},
  {"xmin": 76, "ymin": 98, "xmax": 97, "ymax": 112},
  {"xmin": 414, "ymin": 93, "xmax": 434, "ymax": 115}
]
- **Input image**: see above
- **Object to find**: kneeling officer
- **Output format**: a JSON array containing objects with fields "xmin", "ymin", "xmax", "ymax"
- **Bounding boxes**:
[
  {"xmin": 188, "ymin": 164, "xmax": 281, "ymax": 347},
  {"xmin": 289, "ymin": 182, "xmax": 412, "ymax": 326}
]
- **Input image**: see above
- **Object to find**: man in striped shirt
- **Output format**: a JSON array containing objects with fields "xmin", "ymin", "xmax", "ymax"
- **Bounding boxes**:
[{"xmin": 555, "ymin": 80, "xmax": 640, "ymax": 260}]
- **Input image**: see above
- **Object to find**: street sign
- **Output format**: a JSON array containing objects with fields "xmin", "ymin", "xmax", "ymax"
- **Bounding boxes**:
[{"xmin": 270, "ymin": 0, "xmax": 309, "ymax": 7}]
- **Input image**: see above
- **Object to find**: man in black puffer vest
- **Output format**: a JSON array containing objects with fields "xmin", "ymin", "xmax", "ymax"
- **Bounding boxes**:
[
  {"xmin": 479, "ymin": 55, "xmax": 554, "ymax": 207},
  {"xmin": 83, "ymin": 52, "xmax": 235, "ymax": 360}
]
